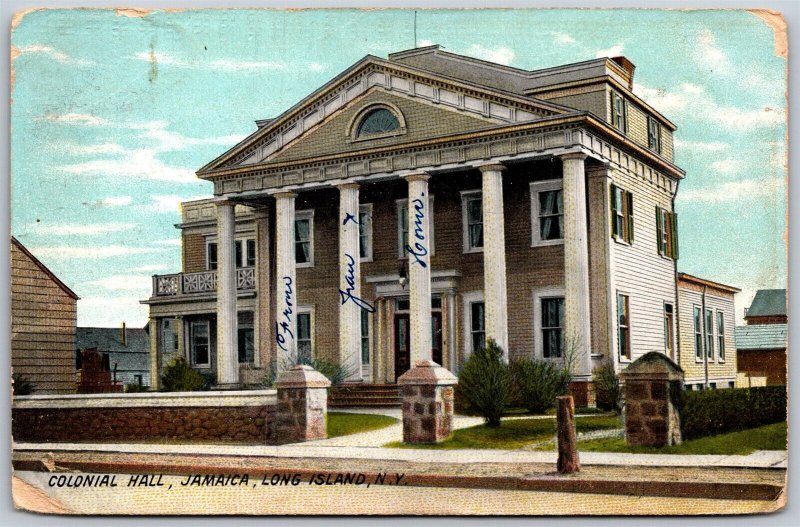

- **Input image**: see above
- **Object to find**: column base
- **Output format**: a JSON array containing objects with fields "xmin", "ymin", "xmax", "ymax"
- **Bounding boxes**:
[
  {"xmin": 398, "ymin": 360, "xmax": 457, "ymax": 444},
  {"xmin": 568, "ymin": 381, "xmax": 596, "ymax": 408},
  {"xmin": 211, "ymin": 383, "xmax": 242, "ymax": 391}
]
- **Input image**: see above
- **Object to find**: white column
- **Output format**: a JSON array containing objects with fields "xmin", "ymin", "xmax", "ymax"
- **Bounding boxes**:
[
  {"xmin": 561, "ymin": 152, "xmax": 592, "ymax": 380},
  {"xmin": 216, "ymin": 200, "xmax": 238, "ymax": 385},
  {"xmin": 479, "ymin": 163, "xmax": 509, "ymax": 359},
  {"xmin": 337, "ymin": 183, "xmax": 364, "ymax": 382},
  {"xmin": 274, "ymin": 192, "xmax": 297, "ymax": 370},
  {"xmin": 404, "ymin": 173, "xmax": 433, "ymax": 364},
  {"xmin": 253, "ymin": 206, "xmax": 271, "ymax": 369}
]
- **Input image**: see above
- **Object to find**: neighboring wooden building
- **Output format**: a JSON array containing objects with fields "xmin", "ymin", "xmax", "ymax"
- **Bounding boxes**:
[
  {"xmin": 676, "ymin": 273, "xmax": 739, "ymax": 390},
  {"xmin": 76, "ymin": 325, "xmax": 152, "ymax": 387},
  {"xmin": 736, "ymin": 289, "xmax": 787, "ymax": 386},
  {"xmin": 11, "ymin": 237, "xmax": 79, "ymax": 394}
]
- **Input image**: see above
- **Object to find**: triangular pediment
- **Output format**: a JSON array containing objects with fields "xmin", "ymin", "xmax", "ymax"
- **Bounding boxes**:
[{"xmin": 198, "ymin": 57, "xmax": 565, "ymax": 174}]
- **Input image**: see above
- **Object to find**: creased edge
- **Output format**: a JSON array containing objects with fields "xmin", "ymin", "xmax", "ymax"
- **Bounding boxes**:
[
  {"xmin": 11, "ymin": 475, "xmax": 73, "ymax": 515},
  {"xmin": 747, "ymin": 9, "xmax": 788, "ymax": 58}
]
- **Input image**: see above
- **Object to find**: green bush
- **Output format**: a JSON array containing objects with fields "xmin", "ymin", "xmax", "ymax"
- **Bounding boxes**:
[
  {"xmin": 12, "ymin": 373, "xmax": 34, "ymax": 396},
  {"xmin": 681, "ymin": 385, "xmax": 786, "ymax": 440},
  {"xmin": 592, "ymin": 363, "xmax": 622, "ymax": 414},
  {"xmin": 260, "ymin": 355, "xmax": 354, "ymax": 387},
  {"xmin": 160, "ymin": 357, "xmax": 207, "ymax": 392},
  {"xmin": 124, "ymin": 383, "xmax": 149, "ymax": 393},
  {"xmin": 508, "ymin": 357, "xmax": 570, "ymax": 414},
  {"xmin": 455, "ymin": 339, "xmax": 510, "ymax": 427}
]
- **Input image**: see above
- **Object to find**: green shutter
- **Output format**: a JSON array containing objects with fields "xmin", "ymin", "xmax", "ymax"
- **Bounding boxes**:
[
  {"xmin": 623, "ymin": 100, "xmax": 629, "ymax": 134},
  {"xmin": 671, "ymin": 212, "xmax": 679, "ymax": 260},
  {"xmin": 656, "ymin": 207, "xmax": 663, "ymax": 255},
  {"xmin": 626, "ymin": 191, "xmax": 634, "ymax": 243},
  {"xmin": 610, "ymin": 184, "xmax": 618, "ymax": 238}
]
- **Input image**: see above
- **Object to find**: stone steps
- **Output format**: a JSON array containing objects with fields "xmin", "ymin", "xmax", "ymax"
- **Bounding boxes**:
[{"xmin": 328, "ymin": 384, "xmax": 401, "ymax": 408}]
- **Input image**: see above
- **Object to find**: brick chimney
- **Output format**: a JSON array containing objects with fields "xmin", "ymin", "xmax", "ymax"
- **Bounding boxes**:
[{"xmin": 121, "ymin": 322, "xmax": 127, "ymax": 347}]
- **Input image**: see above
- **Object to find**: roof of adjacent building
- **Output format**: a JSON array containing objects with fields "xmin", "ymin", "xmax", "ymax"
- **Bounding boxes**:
[
  {"xmin": 677, "ymin": 272, "xmax": 740, "ymax": 294},
  {"xmin": 735, "ymin": 324, "xmax": 788, "ymax": 350},
  {"xmin": 11, "ymin": 236, "xmax": 79, "ymax": 300},
  {"xmin": 77, "ymin": 327, "xmax": 149, "ymax": 354},
  {"xmin": 745, "ymin": 289, "xmax": 787, "ymax": 318}
]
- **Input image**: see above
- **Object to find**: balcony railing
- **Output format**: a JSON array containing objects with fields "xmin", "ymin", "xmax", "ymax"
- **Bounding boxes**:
[{"xmin": 152, "ymin": 267, "xmax": 256, "ymax": 297}]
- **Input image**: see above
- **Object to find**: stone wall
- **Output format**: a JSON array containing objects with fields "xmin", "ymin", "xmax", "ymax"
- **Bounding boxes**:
[{"xmin": 12, "ymin": 390, "xmax": 277, "ymax": 444}]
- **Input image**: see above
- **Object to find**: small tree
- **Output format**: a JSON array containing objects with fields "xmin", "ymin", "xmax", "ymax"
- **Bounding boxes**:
[
  {"xmin": 509, "ymin": 358, "xmax": 571, "ymax": 414},
  {"xmin": 160, "ymin": 356, "xmax": 207, "ymax": 392},
  {"xmin": 455, "ymin": 339, "xmax": 510, "ymax": 427},
  {"xmin": 12, "ymin": 373, "xmax": 34, "ymax": 396},
  {"xmin": 592, "ymin": 362, "xmax": 622, "ymax": 414}
]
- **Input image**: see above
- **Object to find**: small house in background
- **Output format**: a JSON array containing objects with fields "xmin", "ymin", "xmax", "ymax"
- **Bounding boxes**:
[
  {"xmin": 76, "ymin": 324, "xmax": 151, "ymax": 388},
  {"xmin": 11, "ymin": 236, "xmax": 78, "ymax": 394},
  {"xmin": 676, "ymin": 273, "xmax": 739, "ymax": 390},
  {"xmin": 736, "ymin": 289, "xmax": 787, "ymax": 386}
]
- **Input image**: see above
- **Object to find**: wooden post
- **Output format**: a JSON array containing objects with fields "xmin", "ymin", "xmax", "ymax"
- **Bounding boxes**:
[{"xmin": 556, "ymin": 395, "xmax": 580, "ymax": 474}]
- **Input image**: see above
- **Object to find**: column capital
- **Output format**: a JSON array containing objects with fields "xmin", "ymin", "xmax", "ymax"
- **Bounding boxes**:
[
  {"xmin": 273, "ymin": 191, "xmax": 297, "ymax": 200},
  {"xmin": 586, "ymin": 162, "xmax": 612, "ymax": 178},
  {"xmin": 216, "ymin": 199, "xmax": 236, "ymax": 207},
  {"xmin": 334, "ymin": 182, "xmax": 360, "ymax": 191},
  {"xmin": 477, "ymin": 162, "xmax": 506, "ymax": 174},
  {"xmin": 559, "ymin": 151, "xmax": 588, "ymax": 162},
  {"xmin": 402, "ymin": 172, "xmax": 430, "ymax": 183}
]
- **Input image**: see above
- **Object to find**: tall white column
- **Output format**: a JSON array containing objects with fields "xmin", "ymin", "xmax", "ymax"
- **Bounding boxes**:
[
  {"xmin": 216, "ymin": 200, "xmax": 238, "ymax": 385},
  {"xmin": 404, "ymin": 173, "xmax": 433, "ymax": 364},
  {"xmin": 253, "ymin": 206, "xmax": 271, "ymax": 369},
  {"xmin": 479, "ymin": 163, "xmax": 509, "ymax": 359},
  {"xmin": 274, "ymin": 192, "xmax": 297, "ymax": 370},
  {"xmin": 337, "ymin": 183, "xmax": 364, "ymax": 382},
  {"xmin": 561, "ymin": 152, "xmax": 592, "ymax": 380}
]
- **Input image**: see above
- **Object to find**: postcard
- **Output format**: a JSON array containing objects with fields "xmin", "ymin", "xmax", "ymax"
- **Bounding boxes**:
[{"xmin": 9, "ymin": 7, "xmax": 788, "ymax": 516}]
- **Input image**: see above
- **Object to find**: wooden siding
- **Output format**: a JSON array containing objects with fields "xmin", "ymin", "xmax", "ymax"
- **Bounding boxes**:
[
  {"xmin": 11, "ymin": 242, "xmax": 77, "ymax": 394},
  {"xmin": 183, "ymin": 232, "xmax": 206, "ymax": 273}
]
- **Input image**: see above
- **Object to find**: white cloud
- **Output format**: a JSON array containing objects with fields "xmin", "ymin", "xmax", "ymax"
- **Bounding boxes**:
[
  {"xmin": 634, "ymin": 82, "xmax": 784, "ymax": 131},
  {"xmin": 466, "ymin": 44, "xmax": 515, "ymax": 65},
  {"xmin": 418, "ymin": 39, "xmax": 435, "ymax": 47},
  {"xmin": 694, "ymin": 29, "xmax": 730, "ymax": 74},
  {"xmin": 58, "ymin": 149, "xmax": 197, "ymax": 183},
  {"xmin": 146, "ymin": 194, "xmax": 212, "ymax": 214},
  {"xmin": 77, "ymin": 296, "xmax": 148, "ymax": 327},
  {"xmin": 679, "ymin": 178, "xmax": 784, "ymax": 203},
  {"xmin": 673, "ymin": 139, "xmax": 730, "ymax": 152},
  {"xmin": 133, "ymin": 51, "xmax": 286, "ymax": 71},
  {"xmin": 63, "ymin": 143, "xmax": 126, "ymax": 155},
  {"xmin": 100, "ymin": 196, "xmax": 133, "ymax": 207},
  {"xmin": 38, "ymin": 113, "xmax": 107, "ymax": 126},
  {"xmin": 710, "ymin": 159, "xmax": 742, "ymax": 174},
  {"xmin": 308, "ymin": 62, "xmax": 326, "ymax": 72},
  {"xmin": 130, "ymin": 264, "xmax": 169, "ymax": 272},
  {"xmin": 596, "ymin": 44, "xmax": 624, "ymax": 58},
  {"xmin": 29, "ymin": 222, "xmax": 136, "ymax": 236},
  {"xmin": 17, "ymin": 44, "xmax": 93, "ymax": 65},
  {"xmin": 552, "ymin": 32, "xmax": 576, "ymax": 44},
  {"xmin": 34, "ymin": 245, "xmax": 167, "ymax": 259},
  {"xmin": 86, "ymin": 274, "xmax": 152, "ymax": 291},
  {"xmin": 154, "ymin": 239, "xmax": 182, "ymax": 246}
]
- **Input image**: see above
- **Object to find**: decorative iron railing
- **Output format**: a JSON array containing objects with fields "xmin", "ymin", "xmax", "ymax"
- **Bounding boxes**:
[{"xmin": 152, "ymin": 267, "xmax": 256, "ymax": 297}]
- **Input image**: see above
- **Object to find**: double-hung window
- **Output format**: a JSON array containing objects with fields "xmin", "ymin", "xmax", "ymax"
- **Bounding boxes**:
[
  {"xmin": 705, "ymin": 308, "xmax": 715, "ymax": 360},
  {"xmin": 237, "ymin": 311, "xmax": 254, "ymax": 363},
  {"xmin": 461, "ymin": 191, "xmax": 483, "ymax": 252},
  {"xmin": 361, "ymin": 310, "xmax": 370, "ymax": 367},
  {"xmin": 656, "ymin": 207, "xmax": 679, "ymax": 259},
  {"xmin": 470, "ymin": 301, "xmax": 485, "ymax": 354},
  {"xmin": 397, "ymin": 197, "xmax": 434, "ymax": 257},
  {"xmin": 541, "ymin": 297, "xmax": 565, "ymax": 359},
  {"xmin": 617, "ymin": 293, "xmax": 631, "ymax": 360},
  {"xmin": 664, "ymin": 303, "xmax": 675, "ymax": 356},
  {"xmin": 694, "ymin": 306, "xmax": 703, "ymax": 360},
  {"xmin": 206, "ymin": 242, "xmax": 218, "ymax": 270},
  {"xmin": 716, "ymin": 311, "xmax": 725, "ymax": 362},
  {"xmin": 359, "ymin": 204, "xmax": 373, "ymax": 261},
  {"xmin": 296, "ymin": 310, "xmax": 313, "ymax": 361},
  {"xmin": 530, "ymin": 180, "xmax": 564, "ymax": 246},
  {"xmin": 648, "ymin": 116, "xmax": 662, "ymax": 153},
  {"xmin": 235, "ymin": 239, "xmax": 256, "ymax": 268},
  {"xmin": 610, "ymin": 91, "xmax": 627, "ymax": 132},
  {"xmin": 610, "ymin": 184, "xmax": 634, "ymax": 243},
  {"xmin": 294, "ymin": 211, "xmax": 314, "ymax": 266},
  {"xmin": 190, "ymin": 321, "xmax": 210, "ymax": 368}
]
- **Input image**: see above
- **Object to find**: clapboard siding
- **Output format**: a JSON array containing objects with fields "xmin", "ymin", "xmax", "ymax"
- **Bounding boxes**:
[
  {"xmin": 11, "ymin": 240, "xmax": 77, "ymax": 394},
  {"xmin": 608, "ymin": 167, "xmax": 677, "ymax": 368}
]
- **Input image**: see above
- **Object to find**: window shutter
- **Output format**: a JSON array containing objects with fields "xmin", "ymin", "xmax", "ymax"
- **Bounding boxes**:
[
  {"xmin": 656, "ymin": 207, "xmax": 663, "ymax": 255},
  {"xmin": 623, "ymin": 100, "xmax": 629, "ymax": 134},
  {"xmin": 610, "ymin": 184, "xmax": 618, "ymax": 238},
  {"xmin": 626, "ymin": 191, "xmax": 634, "ymax": 243},
  {"xmin": 609, "ymin": 90, "xmax": 615, "ymax": 124},
  {"xmin": 671, "ymin": 212, "xmax": 679, "ymax": 260}
]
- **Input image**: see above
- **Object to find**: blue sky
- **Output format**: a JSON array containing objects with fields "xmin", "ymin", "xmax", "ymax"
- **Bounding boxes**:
[{"xmin": 10, "ymin": 9, "xmax": 786, "ymax": 327}]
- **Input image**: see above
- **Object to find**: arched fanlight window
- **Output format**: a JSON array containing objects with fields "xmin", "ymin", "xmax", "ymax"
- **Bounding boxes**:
[{"xmin": 356, "ymin": 108, "xmax": 401, "ymax": 137}]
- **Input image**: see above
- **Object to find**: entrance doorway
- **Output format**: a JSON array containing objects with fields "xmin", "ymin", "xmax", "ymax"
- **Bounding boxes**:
[{"xmin": 393, "ymin": 311, "xmax": 443, "ymax": 379}]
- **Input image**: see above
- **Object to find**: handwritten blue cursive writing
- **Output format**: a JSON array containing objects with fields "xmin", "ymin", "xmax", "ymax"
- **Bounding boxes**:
[
  {"xmin": 275, "ymin": 276, "xmax": 294, "ymax": 352},
  {"xmin": 342, "ymin": 213, "xmax": 359, "ymax": 225},
  {"xmin": 339, "ymin": 253, "xmax": 374, "ymax": 312},
  {"xmin": 405, "ymin": 196, "xmax": 428, "ymax": 268}
]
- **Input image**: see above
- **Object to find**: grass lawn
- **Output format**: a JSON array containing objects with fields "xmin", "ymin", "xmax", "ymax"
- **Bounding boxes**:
[
  {"xmin": 326, "ymin": 412, "xmax": 398, "ymax": 438},
  {"xmin": 572, "ymin": 422, "xmax": 787, "ymax": 455},
  {"xmin": 385, "ymin": 415, "xmax": 621, "ymax": 450}
]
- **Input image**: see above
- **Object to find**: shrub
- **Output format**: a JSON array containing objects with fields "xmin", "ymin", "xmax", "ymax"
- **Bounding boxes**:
[
  {"xmin": 160, "ymin": 357, "xmax": 207, "ymax": 392},
  {"xmin": 12, "ymin": 373, "xmax": 34, "ymax": 396},
  {"xmin": 455, "ymin": 339, "xmax": 510, "ymax": 427},
  {"xmin": 508, "ymin": 357, "xmax": 570, "ymax": 414},
  {"xmin": 260, "ymin": 355, "xmax": 354, "ymax": 387},
  {"xmin": 592, "ymin": 363, "xmax": 622, "ymax": 414},
  {"xmin": 680, "ymin": 385, "xmax": 786, "ymax": 440},
  {"xmin": 124, "ymin": 383, "xmax": 149, "ymax": 393}
]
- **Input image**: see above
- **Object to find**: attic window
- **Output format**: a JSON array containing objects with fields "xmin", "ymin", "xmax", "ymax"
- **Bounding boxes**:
[{"xmin": 357, "ymin": 108, "xmax": 400, "ymax": 137}]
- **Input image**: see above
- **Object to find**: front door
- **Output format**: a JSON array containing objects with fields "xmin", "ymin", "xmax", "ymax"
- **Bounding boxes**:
[{"xmin": 394, "ymin": 312, "xmax": 444, "ymax": 380}]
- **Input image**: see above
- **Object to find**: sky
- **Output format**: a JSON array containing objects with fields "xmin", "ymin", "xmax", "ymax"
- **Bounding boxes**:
[{"xmin": 10, "ymin": 8, "xmax": 787, "ymax": 327}]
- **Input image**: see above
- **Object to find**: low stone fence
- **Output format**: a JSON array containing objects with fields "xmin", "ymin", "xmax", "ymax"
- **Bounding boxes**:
[{"xmin": 12, "ymin": 390, "xmax": 277, "ymax": 444}]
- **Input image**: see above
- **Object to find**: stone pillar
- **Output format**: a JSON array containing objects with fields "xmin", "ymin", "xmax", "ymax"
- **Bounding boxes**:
[
  {"xmin": 398, "ymin": 360, "xmax": 457, "ymax": 444},
  {"xmin": 254, "ymin": 206, "xmax": 272, "ymax": 370},
  {"xmin": 274, "ymin": 365, "xmax": 331, "ymax": 444},
  {"xmin": 479, "ymin": 163, "xmax": 509, "ymax": 358},
  {"xmin": 148, "ymin": 318, "xmax": 159, "ymax": 390},
  {"xmin": 620, "ymin": 352, "xmax": 685, "ymax": 447},
  {"xmin": 404, "ymin": 173, "xmax": 432, "ymax": 363},
  {"xmin": 561, "ymin": 152, "xmax": 592, "ymax": 383},
  {"xmin": 216, "ymin": 200, "xmax": 238, "ymax": 385},
  {"xmin": 274, "ymin": 192, "xmax": 297, "ymax": 370},
  {"xmin": 337, "ymin": 183, "xmax": 364, "ymax": 382}
]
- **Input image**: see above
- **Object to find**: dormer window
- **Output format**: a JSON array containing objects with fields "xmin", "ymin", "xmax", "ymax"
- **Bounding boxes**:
[{"xmin": 349, "ymin": 103, "xmax": 407, "ymax": 142}]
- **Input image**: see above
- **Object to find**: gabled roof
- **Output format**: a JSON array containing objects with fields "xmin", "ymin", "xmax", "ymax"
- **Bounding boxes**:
[
  {"xmin": 745, "ymin": 289, "xmax": 787, "ymax": 318},
  {"xmin": 11, "ymin": 236, "xmax": 79, "ymax": 300},
  {"xmin": 77, "ymin": 327, "xmax": 149, "ymax": 354},
  {"xmin": 735, "ymin": 324, "xmax": 787, "ymax": 350}
]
